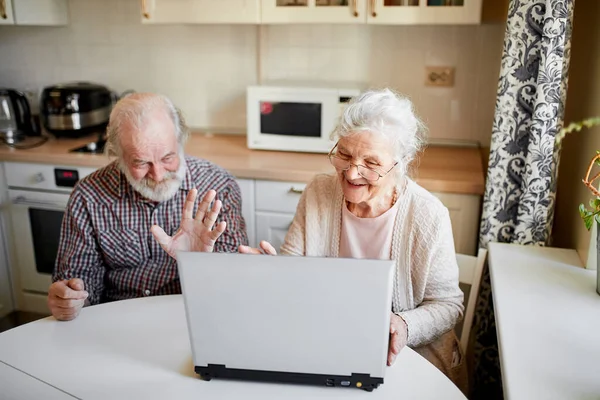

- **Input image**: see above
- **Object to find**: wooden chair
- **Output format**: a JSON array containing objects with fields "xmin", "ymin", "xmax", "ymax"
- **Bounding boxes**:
[{"xmin": 455, "ymin": 248, "xmax": 487, "ymax": 354}]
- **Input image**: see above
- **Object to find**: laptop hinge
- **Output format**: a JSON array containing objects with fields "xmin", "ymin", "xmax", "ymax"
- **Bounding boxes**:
[{"xmin": 195, "ymin": 364, "xmax": 383, "ymax": 391}]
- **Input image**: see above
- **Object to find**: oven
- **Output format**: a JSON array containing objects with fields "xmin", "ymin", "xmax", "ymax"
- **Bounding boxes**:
[{"xmin": 5, "ymin": 162, "xmax": 96, "ymax": 313}]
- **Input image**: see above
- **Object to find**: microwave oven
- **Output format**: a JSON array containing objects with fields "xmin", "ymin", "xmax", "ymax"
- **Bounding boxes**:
[{"xmin": 246, "ymin": 82, "xmax": 363, "ymax": 153}]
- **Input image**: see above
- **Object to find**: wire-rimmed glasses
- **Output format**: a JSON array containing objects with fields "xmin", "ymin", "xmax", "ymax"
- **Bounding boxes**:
[{"xmin": 327, "ymin": 142, "xmax": 398, "ymax": 182}]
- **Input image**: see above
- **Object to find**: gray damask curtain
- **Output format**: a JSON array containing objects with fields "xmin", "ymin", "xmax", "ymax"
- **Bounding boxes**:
[{"xmin": 472, "ymin": 0, "xmax": 574, "ymax": 398}]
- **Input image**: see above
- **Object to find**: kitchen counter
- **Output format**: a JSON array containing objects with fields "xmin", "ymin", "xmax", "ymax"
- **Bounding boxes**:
[
  {"xmin": 488, "ymin": 243, "xmax": 600, "ymax": 400},
  {"xmin": 0, "ymin": 134, "xmax": 485, "ymax": 195}
]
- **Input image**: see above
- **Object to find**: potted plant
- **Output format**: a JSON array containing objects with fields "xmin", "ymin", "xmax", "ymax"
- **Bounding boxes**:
[{"xmin": 558, "ymin": 116, "xmax": 600, "ymax": 295}]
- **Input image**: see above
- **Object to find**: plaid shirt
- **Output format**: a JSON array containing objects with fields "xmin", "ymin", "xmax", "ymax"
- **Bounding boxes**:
[{"xmin": 53, "ymin": 156, "xmax": 248, "ymax": 305}]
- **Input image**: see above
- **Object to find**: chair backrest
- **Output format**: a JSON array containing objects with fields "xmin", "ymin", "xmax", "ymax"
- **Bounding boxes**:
[{"xmin": 456, "ymin": 248, "xmax": 487, "ymax": 354}]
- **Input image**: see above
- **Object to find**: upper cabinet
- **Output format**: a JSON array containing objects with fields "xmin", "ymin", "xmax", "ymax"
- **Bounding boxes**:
[
  {"xmin": 261, "ymin": 0, "xmax": 366, "ymax": 24},
  {"xmin": 0, "ymin": 0, "xmax": 68, "ymax": 26},
  {"xmin": 140, "ymin": 0, "xmax": 261, "ymax": 24},
  {"xmin": 0, "ymin": 0, "xmax": 15, "ymax": 25},
  {"xmin": 261, "ymin": 0, "xmax": 483, "ymax": 25},
  {"xmin": 368, "ymin": 0, "xmax": 482, "ymax": 25}
]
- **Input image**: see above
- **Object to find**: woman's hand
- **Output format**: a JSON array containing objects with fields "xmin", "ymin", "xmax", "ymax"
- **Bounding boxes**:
[
  {"xmin": 388, "ymin": 313, "xmax": 408, "ymax": 366},
  {"xmin": 151, "ymin": 189, "xmax": 226, "ymax": 258},
  {"xmin": 238, "ymin": 240, "xmax": 277, "ymax": 255}
]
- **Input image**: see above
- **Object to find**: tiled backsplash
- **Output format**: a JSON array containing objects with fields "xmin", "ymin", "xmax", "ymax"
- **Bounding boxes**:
[{"xmin": 0, "ymin": 0, "xmax": 504, "ymax": 145}]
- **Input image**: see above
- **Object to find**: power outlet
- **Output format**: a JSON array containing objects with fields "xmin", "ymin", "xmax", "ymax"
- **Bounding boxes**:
[{"xmin": 425, "ymin": 66, "xmax": 455, "ymax": 87}]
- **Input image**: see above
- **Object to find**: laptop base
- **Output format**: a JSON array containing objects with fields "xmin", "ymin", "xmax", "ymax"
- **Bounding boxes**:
[{"xmin": 196, "ymin": 364, "xmax": 383, "ymax": 391}]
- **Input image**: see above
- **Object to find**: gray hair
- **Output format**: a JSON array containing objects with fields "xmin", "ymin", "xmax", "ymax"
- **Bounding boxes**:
[
  {"xmin": 105, "ymin": 93, "xmax": 190, "ymax": 158},
  {"xmin": 331, "ymin": 88, "xmax": 427, "ymax": 179}
]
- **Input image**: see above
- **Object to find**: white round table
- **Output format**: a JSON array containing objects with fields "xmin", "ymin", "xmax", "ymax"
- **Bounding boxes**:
[{"xmin": 0, "ymin": 295, "xmax": 466, "ymax": 399}]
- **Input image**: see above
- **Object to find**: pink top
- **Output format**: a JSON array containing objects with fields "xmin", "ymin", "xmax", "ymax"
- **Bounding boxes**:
[{"xmin": 338, "ymin": 199, "xmax": 400, "ymax": 260}]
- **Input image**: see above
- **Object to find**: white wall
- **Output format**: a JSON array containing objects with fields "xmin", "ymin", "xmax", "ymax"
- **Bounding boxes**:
[
  {"xmin": 553, "ymin": 0, "xmax": 600, "ymax": 260},
  {"xmin": 0, "ymin": 0, "xmax": 504, "ymax": 145}
]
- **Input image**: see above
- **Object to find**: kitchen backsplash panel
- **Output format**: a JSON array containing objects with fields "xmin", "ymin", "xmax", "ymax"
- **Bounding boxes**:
[{"xmin": 0, "ymin": 0, "xmax": 504, "ymax": 145}]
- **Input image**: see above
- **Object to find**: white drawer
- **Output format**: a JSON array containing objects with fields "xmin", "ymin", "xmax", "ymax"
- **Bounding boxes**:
[
  {"xmin": 255, "ymin": 180, "xmax": 306, "ymax": 214},
  {"xmin": 4, "ymin": 162, "xmax": 96, "ymax": 192}
]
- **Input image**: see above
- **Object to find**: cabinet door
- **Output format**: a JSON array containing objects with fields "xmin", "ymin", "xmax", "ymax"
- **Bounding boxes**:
[
  {"xmin": 367, "ymin": 0, "xmax": 482, "ymax": 25},
  {"xmin": 141, "ymin": 0, "xmax": 260, "ymax": 24},
  {"xmin": 0, "ymin": 0, "xmax": 15, "ymax": 25},
  {"xmin": 261, "ymin": 0, "xmax": 366, "ymax": 24},
  {"xmin": 0, "ymin": 163, "xmax": 14, "ymax": 318},
  {"xmin": 12, "ymin": 0, "xmax": 68, "ymax": 25},
  {"xmin": 0, "ymin": 213, "xmax": 15, "ymax": 319},
  {"xmin": 255, "ymin": 180, "xmax": 306, "ymax": 214},
  {"xmin": 433, "ymin": 192, "xmax": 481, "ymax": 256},
  {"xmin": 236, "ymin": 179, "xmax": 256, "ymax": 248},
  {"xmin": 256, "ymin": 211, "xmax": 295, "ymax": 253}
]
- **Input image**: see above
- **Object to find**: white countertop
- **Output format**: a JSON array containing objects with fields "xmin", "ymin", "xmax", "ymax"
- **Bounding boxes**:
[
  {"xmin": 0, "ymin": 295, "xmax": 466, "ymax": 400},
  {"xmin": 488, "ymin": 242, "xmax": 600, "ymax": 400}
]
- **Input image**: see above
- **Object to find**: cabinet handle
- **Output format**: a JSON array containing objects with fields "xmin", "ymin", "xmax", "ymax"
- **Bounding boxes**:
[
  {"xmin": 288, "ymin": 187, "xmax": 304, "ymax": 194},
  {"xmin": 351, "ymin": 0, "xmax": 359, "ymax": 17},
  {"xmin": 140, "ymin": 0, "xmax": 150, "ymax": 19},
  {"xmin": 0, "ymin": 0, "xmax": 7, "ymax": 20},
  {"xmin": 370, "ymin": 0, "xmax": 377, "ymax": 17}
]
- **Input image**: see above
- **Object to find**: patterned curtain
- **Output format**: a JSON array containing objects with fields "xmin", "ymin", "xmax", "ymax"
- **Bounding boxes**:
[{"xmin": 472, "ymin": 0, "xmax": 574, "ymax": 398}]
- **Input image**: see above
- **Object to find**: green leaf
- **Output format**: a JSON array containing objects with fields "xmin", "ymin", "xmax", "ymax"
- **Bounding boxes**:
[
  {"xmin": 594, "ymin": 198, "xmax": 600, "ymax": 209},
  {"xmin": 595, "ymin": 214, "xmax": 600, "ymax": 227},
  {"xmin": 584, "ymin": 214, "xmax": 594, "ymax": 230},
  {"xmin": 580, "ymin": 203, "xmax": 588, "ymax": 218}
]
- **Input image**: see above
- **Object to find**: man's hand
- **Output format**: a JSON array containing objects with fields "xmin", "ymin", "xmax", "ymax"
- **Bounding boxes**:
[
  {"xmin": 151, "ymin": 188, "xmax": 226, "ymax": 258},
  {"xmin": 388, "ymin": 313, "xmax": 408, "ymax": 366},
  {"xmin": 238, "ymin": 240, "xmax": 277, "ymax": 255},
  {"xmin": 47, "ymin": 278, "xmax": 88, "ymax": 321}
]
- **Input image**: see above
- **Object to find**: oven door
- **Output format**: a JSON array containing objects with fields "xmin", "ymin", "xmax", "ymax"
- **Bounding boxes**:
[{"xmin": 8, "ymin": 189, "xmax": 69, "ymax": 295}]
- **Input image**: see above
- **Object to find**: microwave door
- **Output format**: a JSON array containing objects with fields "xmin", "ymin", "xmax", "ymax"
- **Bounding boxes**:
[{"xmin": 260, "ymin": 101, "xmax": 322, "ymax": 138}]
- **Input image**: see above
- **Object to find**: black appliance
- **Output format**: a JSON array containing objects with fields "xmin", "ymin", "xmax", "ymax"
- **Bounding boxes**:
[
  {"xmin": 40, "ymin": 82, "xmax": 115, "ymax": 138},
  {"xmin": 0, "ymin": 89, "xmax": 39, "ymax": 144}
]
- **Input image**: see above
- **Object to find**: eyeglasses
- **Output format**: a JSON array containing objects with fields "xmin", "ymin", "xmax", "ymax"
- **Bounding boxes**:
[{"xmin": 327, "ymin": 142, "xmax": 398, "ymax": 182}]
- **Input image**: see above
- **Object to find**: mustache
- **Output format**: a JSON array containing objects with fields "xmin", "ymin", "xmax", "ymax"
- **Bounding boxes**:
[{"xmin": 139, "ymin": 171, "xmax": 180, "ymax": 189}]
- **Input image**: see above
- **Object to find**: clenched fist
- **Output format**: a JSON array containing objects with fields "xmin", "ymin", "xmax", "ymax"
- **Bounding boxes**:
[{"xmin": 47, "ymin": 278, "xmax": 89, "ymax": 321}]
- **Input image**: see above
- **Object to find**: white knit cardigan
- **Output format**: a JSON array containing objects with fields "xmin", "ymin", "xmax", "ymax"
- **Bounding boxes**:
[{"xmin": 280, "ymin": 173, "xmax": 464, "ymax": 348}]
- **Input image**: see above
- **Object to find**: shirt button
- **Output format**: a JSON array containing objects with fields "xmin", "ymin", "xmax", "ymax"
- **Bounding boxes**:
[{"xmin": 144, "ymin": 289, "xmax": 151, "ymax": 296}]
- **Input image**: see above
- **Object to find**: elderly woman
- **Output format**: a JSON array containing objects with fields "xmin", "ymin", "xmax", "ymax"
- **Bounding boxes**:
[{"xmin": 239, "ymin": 88, "xmax": 467, "ymax": 391}]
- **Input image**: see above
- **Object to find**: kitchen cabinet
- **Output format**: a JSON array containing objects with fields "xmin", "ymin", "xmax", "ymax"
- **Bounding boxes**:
[
  {"xmin": 261, "ymin": 0, "xmax": 483, "ymax": 25},
  {"xmin": 0, "ymin": 163, "xmax": 14, "ymax": 318},
  {"xmin": 256, "ymin": 211, "xmax": 295, "ymax": 253},
  {"xmin": 140, "ymin": 0, "xmax": 261, "ymax": 24},
  {"xmin": 253, "ymin": 179, "xmax": 306, "ymax": 251},
  {"xmin": 236, "ymin": 179, "xmax": 256, "ymax": 248},
  {"xmin": 255, "ymin": 180, "xmax": 306, "ymax": 214},
  {"xmin": 367, "ymin": 0, "xmax": 482, "ymax": 25},
  {"xmin": 0, "ymin": 0, "xmax": 68, "ymax": 26},
  {"xmin": 261, "ymin": 0, "xmax": 366, "ymax": 24},
  {"xmin": 432, "ymin": 191, "xmax": 480, "ymax": 256},
  {"xmin": 0, "ymin": 212, "xmax": 15, "ymax": 319},
  {"xmin": 0, "ymin": 0, "xmax": 15, "ymax": 24}
]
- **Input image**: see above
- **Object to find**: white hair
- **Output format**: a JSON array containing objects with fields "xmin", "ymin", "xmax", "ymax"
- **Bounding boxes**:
[
  {"xmin": 331, "ymin": 88, "xmax": 427, "ymax": 179},
  {"xmin": 105, "ymin": 93, "xmax": 190, "ymax": 158}
]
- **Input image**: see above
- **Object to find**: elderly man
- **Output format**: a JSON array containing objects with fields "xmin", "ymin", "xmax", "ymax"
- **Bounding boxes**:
[{"xmin": 48, "ymin": 93, "xmax": 247, "ymax": 321}]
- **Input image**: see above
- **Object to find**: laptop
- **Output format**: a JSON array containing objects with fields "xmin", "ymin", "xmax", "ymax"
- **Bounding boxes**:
[{"xmin": 176, "ymin": 251, "xmax": 394, "ymax": 391}]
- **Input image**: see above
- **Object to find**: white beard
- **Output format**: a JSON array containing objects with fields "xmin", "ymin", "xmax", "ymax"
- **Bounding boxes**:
[{"xmin": 119, "ymin": 154, "xmax": 187, "ymax": 202}]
